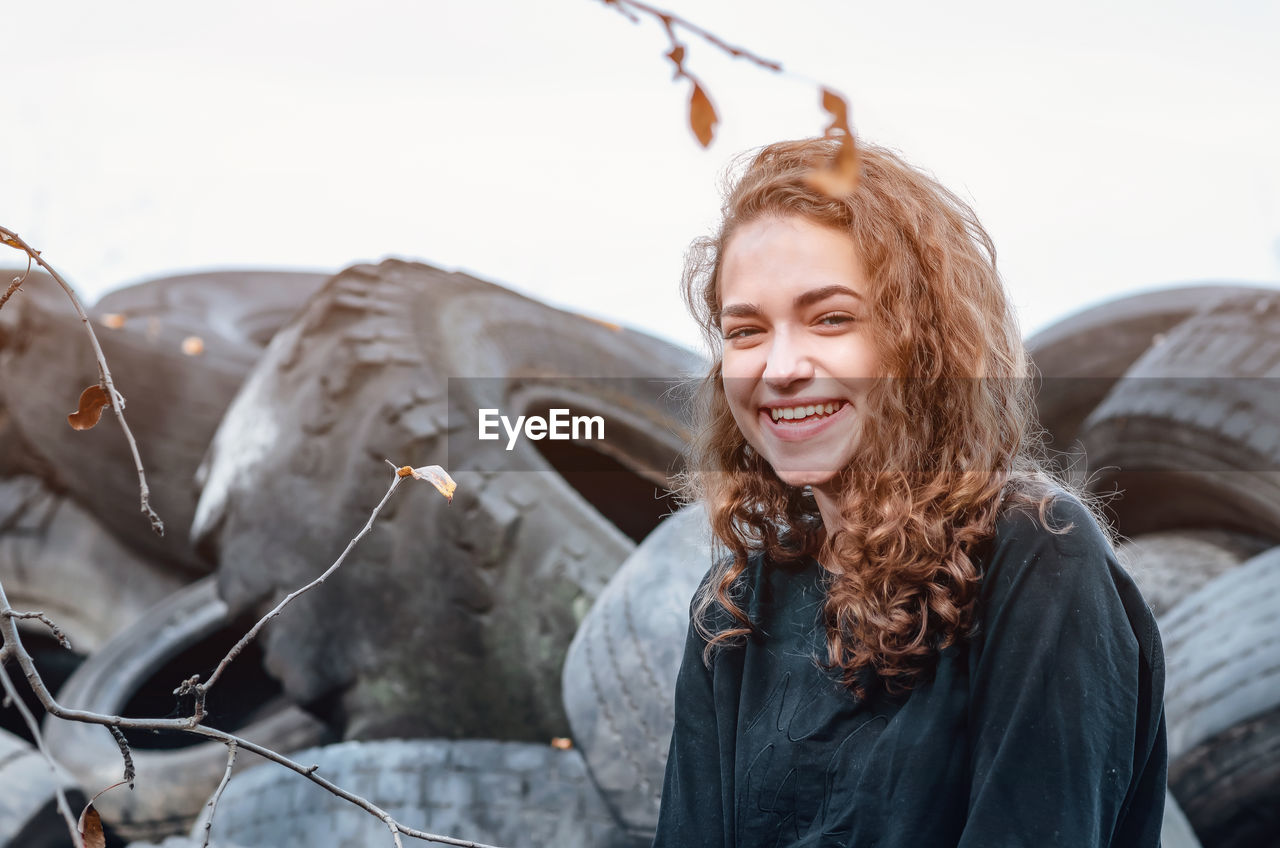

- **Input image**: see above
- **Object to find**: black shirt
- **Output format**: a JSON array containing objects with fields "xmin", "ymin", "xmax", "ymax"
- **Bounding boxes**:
[{"xmin": 652, "ymin": 495, "xmax": 1167, "ymax": 847}]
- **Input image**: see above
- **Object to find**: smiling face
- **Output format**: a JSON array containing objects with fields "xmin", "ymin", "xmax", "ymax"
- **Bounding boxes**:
[{"xmin": 718, "ymin": 214, "xmax": 882, "ymax": 495}]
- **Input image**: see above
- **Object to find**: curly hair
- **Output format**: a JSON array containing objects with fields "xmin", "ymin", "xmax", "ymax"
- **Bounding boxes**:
[{"xmin": 681, "ymin": 138, "xmax": 1062, "ymax": 696}]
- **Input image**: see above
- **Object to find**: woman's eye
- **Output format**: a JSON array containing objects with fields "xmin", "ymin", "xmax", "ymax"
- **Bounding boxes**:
[
  {"xmin": 722, "ymin": 326, "xmax": 760, "ymax": 341},
  {"xmin": 816, "ymin": 312, "xmax": 855, "ymax": 328}
]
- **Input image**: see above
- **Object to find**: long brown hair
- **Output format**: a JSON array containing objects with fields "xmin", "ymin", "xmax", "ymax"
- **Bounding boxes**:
[{"xmin": 681, "ymin": 138, "xmax": 1061, "ymax": 696}]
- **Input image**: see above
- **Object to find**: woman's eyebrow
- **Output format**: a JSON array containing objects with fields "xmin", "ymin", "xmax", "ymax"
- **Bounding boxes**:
[
  {"xmin": 719, "ymin": 302, "xmax": 761, "ymax": 320},
  {"xmin": 718, "ymin": 285, "xmax": 861, "ymax": 323},
  {"xmin": 794, "ymin": 284, "xmax": 862, "ymax": 309}
]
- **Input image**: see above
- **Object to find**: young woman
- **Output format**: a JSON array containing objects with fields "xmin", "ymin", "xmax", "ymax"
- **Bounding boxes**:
[{"xmin": 653, "ymin": 139, "xmax": 1167, "ymax": 847}]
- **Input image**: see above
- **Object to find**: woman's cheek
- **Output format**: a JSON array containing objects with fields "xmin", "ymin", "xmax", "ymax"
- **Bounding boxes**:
[
  {"xmin": 721, "ymin": 355, "xmax": 759, "ymax": 415},
  {"xmin": 721, "ymin": 343, "xmax": 765, "ymax": 379}
]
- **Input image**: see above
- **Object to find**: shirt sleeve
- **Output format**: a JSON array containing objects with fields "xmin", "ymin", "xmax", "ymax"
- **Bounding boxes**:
[
  {"xmin": 958, "ymin": 498, "xmax": 1167, "ymax": 848},
  {"xmin": 651, "ymin": 592, "xmax": 727, "ymax": 848}
]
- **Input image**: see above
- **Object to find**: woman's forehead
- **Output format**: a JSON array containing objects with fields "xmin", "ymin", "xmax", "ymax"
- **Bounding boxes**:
[{"xmin": 719, "ymin": 215, "xmax": 868, "ymax": 307}]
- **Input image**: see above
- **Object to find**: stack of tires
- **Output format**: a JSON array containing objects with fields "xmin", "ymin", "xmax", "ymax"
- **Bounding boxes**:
[
  {"xmin": 0, "ymin": 260, "xmax": 699, "ymax": 847},
  {"xmin": 4, "ymin": 266, "xmax": 1277, "ymax": 848},
  {"xmin": 0, "ymin": 268, "xmax": 334, "ymax": 845},
  {"xmin": 1072, "ymin": 288, "xmax": 1280, "ymax": 846}
]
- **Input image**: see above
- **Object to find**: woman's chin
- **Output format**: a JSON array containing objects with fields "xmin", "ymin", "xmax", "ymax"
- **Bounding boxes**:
[{"xmin": 771, "ymin": 465, "xmax": 839, "ymax": 489}]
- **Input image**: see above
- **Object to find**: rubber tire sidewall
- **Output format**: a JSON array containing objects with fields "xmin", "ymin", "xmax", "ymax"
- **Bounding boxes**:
[{"xmin": 43, "ymin": 577, "xmax": 331, "ymax": 843}]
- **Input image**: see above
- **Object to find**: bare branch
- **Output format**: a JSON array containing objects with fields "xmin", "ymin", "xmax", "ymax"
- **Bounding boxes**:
[
  {"xmin": 3, "ymin": 609, "xmax": 72, "ymax": 650},
  {"xmin": 184, "ymin": 467, "xmax": 407, "ymax": 718},
  {"xmin": 0, "ymin": 456, "xmax": 479, "ymax": 846},
  {"xmin": 597, "ymin": 0, "xmax": 862, "ymax": 189},
  {"xmin": 200, "ymin": 741, "xmax": 237, "ymax": 848},
  {"xmin": 0, "ymin": 225, "xmax": 164, "ymax": 537},
  {"xmin": 2, "ymin": 595, "xmax": 504, "ymax": 845},
  {"xmin": 386, "ymin": 814, "xmax": 406, "ymax": 848},
  {"xmin": 602, "ymin": 0, "xmax": 783, "ymax": 72},
  {"xmin": 0, "ymin": 253, "xmax": 32, "ymax": 311},
  {"xmin": 0, "ymin": 647, "xmax": 84, "ymax": 848}
]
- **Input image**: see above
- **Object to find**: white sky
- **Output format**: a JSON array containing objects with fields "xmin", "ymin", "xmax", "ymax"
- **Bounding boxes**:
[{"xmin": 4, "ymin": 0, "xmax": 1278, "ymax": 352}]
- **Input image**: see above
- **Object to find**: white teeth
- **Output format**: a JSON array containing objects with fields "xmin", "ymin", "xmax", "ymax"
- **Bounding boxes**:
[{"xmin": 769, "ymin": 402, "xmax": 842, "ymax": 422}]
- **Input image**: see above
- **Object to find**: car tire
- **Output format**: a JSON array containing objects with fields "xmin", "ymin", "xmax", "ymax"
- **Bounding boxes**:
[
  {"xmin": 1161, "ymin": 792, "xmax": 1204, "ymax": 848},
  {"xmin": 192, "ymin": 738, "xmax": 642, "ymax": 848},
  {"xmin": 561, "ymin": 503, "xmax": 715, "ymax": 838},
  {"xmin": 191, "ymin": 259, "xmax": 702, "ymax": 743},
  {"xmin": 1079, "ymin": 289, "xmax": 1280, "ymax": 539},
  {"xmin": 0, "ymin": 270, "xmax": 329, "ymax": 573},
  {"xmin": 126, "ymin": 839, "xmax": 249, "ymax": 848},
  {"xmin": 1025, "ymin": 284, "xmax": 1263, "ymax": 450},
  {"xmin": 0, "ymin": 727, "xmax": 89, "ymax": 848},
  {"xmin": 0, "ymin": 270, "xmax": 68, "ymax": 481},
  {"xmin": 1161, "ymin": 546, "xmax": 1280, "ymax": 848},
  {"xmin": 0, "ymin": 475, "xmax": 187, "ymax": 654},
  {"xmin": 42, "ymin": 577, "xmax": 332, "ymax": 843},
  {"xmin": 1116, "ymin": 528, "xmax": 1269, "ymax": 618}
]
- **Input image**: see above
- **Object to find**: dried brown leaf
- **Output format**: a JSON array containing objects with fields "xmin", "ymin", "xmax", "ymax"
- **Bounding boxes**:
[
  {"xmin": 803, "ymin": 167, "xmax": 857, "ymax": 199},
  {"xmin": 834, "ymin": 135, "xmax": 858, "ymax": 172},
  {"xmin": 689, "ymin": 81, "xmax": 717, "ymax": 148},
  {"xmin": 78, "ymin": 780, "xmax": 128, "ymax": 848},
  {"xmin": 67, "ymin": 385, "xmax": 111, "ymax": 431},
  {"xmin": 820, "ymin": 87, "xmax": 851, "ymax": 134},
  {"xmin": 409, "ymin": 465, "xmax": 457, "ymax": 502},
  {"xmin": 804, "ymin": 136, "xmax": 860, "ymax": 199},
  {"xmin": 77, "ymin": 804, "xmax": 106, "ymax": 848},
  {"xmin": 0, "ymin": 233, "xmax": 21, "ymax": 250}
]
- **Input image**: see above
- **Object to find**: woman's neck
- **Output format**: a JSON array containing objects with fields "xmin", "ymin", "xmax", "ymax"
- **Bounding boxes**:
[{"xmin": 811, "ymin": 484, "xmax": 845, "ymax": 574}]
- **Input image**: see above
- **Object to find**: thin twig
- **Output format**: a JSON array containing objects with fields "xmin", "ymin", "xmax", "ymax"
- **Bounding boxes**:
[
  {"xmin": 386, "ymin": 814, "xmax": 406, "ymax": 848},
  {"xmin": 201, "ymin": 741, "xmax": 237, "ymax": 848},
  {"xmin": 604, "ymin": 0, "xmax": 783, "ymax": 71},
  {"xmin": 1, "ymin": 581, "xmax": 503, "ymax": 847},
  {"xmin": 0, "ymin": 225, "xmax": 164, "ymax": 537},
  {"xmin": 599, "ymin": 0, "xmax": 861, "ymax": 185},
  {"xmin": 108, "ymin": 725, "xmax": 135, "ymax": 787},
  {"xmin": 3, "ymin": 603, "xmax": 193, "ymax": 732},
  {"xmin": 0, "ymin": 254, "xmax": 32, "ymax": 311},
  {"xmin": 183, "ymin": 468, "xmax": 406, "ymax": 719},
  {"xmin": 3, "ymin": 609, "xmax": 72, "ymax": 650},
  {"xmin": 0, "ymin": 646, "xmax": 84, "ymax": 848},
  {"xmin": 0, "ymin": 456, "xmax": 472, "ymax": 845}
]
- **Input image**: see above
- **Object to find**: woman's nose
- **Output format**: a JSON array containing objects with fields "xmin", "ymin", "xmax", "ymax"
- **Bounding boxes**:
[{"xmin": 762, "ymin": 333, "xmax": 814, "ymax": 390}]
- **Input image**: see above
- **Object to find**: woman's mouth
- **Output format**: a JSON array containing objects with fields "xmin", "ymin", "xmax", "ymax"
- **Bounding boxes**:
[
  {"xmin": 758, "ymin": 400, "xmax": 850, "ymax": 443},
  {"xmin": 766, "ymin": 401, "xmax": 845, "ymax": 422}
]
